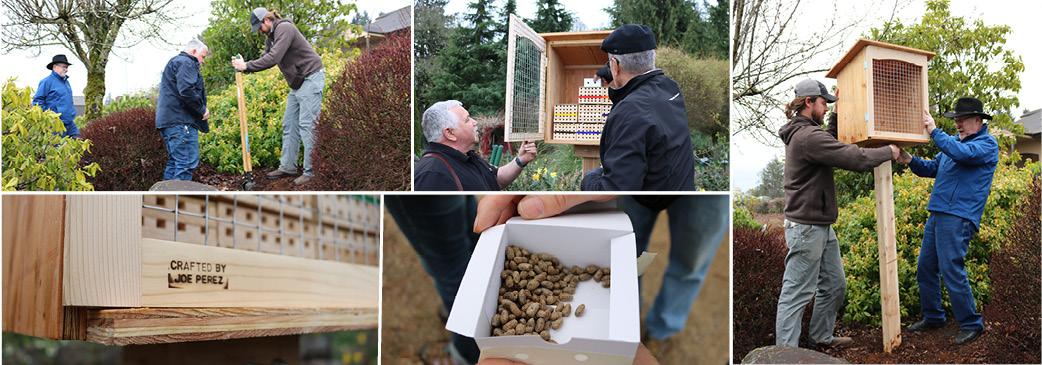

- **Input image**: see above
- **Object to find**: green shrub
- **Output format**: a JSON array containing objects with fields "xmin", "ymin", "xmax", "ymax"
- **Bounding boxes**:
[
  {"xmin": 657, "ymin": 47, "xmax": 729, "ymax": 138},
  {"xmin": 199, "ymin": 49, "xmax": 354, "ymax": 173},
  {"xmin": 694, "ymin": 131, "xmax": 729, "ymax": 191},
  {"xmin": 103, "ymin": 88, "xmax": 158, "ymax": 116},
  {"xmin": 835, "ymin": 155, "xmax": 1039, "ymax": 325},
  {"xmin": 1, "ymin": 79, "xmax": 99, "ymax": 191},
  {"xmin": 733, "ymin": 206, "xmax": 763, "ymax": 230}
]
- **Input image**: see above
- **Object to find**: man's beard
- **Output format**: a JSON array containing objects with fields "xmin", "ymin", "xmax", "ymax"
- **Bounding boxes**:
[{"xmin": 812, "ymin": 109, "xmax": 825, "ymax": 124}]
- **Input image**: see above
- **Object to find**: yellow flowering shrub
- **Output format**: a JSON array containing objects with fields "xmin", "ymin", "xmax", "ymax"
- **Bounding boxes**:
[
  {"xmin": 835, "ymin": 155, "xmax": 1039, "ymax": 325},
  {"xmin": 200, "ymin": 49, "xmax": 355, "ymax": 172}
]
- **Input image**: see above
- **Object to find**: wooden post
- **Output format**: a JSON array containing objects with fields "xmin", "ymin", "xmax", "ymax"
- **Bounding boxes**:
[
  {"xmin": 873, "ymin": 161, "xmax": 901, "ymax": 352},
  {"xmin": 236, "ymin": 72, "xmax": 252, "ymax": 173},
  {"xmin": 574, "ymin": 144, "xmax": 600, "ymax": 172}
]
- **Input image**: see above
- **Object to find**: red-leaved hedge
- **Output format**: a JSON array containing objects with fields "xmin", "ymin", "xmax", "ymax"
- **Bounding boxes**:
[
  {"xmin": 983, "ymin": 178, "xmax": 1040, "ymax": 364},
  {"xmin": 80, "ymin": 107, "xmax": 166, "ymax": 191},
  {"xmin": 733, "ymin": 226, "xmax": 788, "ymax": 358},
  {"xmin": 310, "ymin": 29, "xmax": 411, "ymax": 191}
]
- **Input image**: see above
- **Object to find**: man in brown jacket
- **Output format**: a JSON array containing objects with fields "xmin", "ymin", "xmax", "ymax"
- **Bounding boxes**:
[
  {"xmin": 232, "ymin": 8, "xmax": 325, "ymax": 186},
  {"xmin": 774, "ymin": 79, "xmax": 900, "ymax": 349}
]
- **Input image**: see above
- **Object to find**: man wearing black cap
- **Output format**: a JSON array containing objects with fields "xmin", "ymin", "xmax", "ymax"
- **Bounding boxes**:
[
  {"xmin": 775, "ymin": 79, "xmax": 900, "ymax": 350},
  {"xmin": 33, "ymin": 54, "xmax": 80, "ymax": 138},
  {"xmin": 580, "ymin": 24, "xmax": 696, "ymax": 191},
  {"xmin": 232, "ymin": 7, "xmax": 325, "ymax": 186},
  {"xmin": 895, "ymin": 97, "xmax": 999, "ymax": 345}
]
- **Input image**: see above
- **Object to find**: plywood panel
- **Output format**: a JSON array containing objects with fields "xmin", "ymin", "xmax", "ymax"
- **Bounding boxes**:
[
  {"xmin": 90, "ymin": 308, "xmax": 376, "ymax": 346},
  {"xmin": 2, "ymin": 195, "xmax": 68, "ymax": 339},
  {"xmin": 836, "ymin": 48, "xmax": 868, "ymax": 145},
  {"xmin": 64, "ymin": 195, "xmax": 142, "ymax": 307}
]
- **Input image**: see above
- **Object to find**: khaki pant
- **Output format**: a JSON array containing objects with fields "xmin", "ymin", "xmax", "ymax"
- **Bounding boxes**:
[{"xmin": 775, "ymin": 220, "xmax": 846, "ymax": 347}]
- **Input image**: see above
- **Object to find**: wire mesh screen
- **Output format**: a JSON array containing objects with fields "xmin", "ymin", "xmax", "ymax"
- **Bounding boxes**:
[
  {"xmin": 873, "ymin": 59, "xmax": 923, "ymax": 134},
  {"xmin": 509, "ymin": 34, "xmax": 544, "ymax": 138},
  {"xmin": 141, "ymin": 195, "xmax": 380, "ymax": 266}
]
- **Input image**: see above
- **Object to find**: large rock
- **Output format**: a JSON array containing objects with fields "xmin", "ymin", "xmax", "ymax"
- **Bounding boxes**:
[
  {"xmin": 149, "ymin": 180, "xmax": 219, "ymax": 191},
  {"xmin": 742, "ymin": 345, "xmax": 848, "ymax": 364}
]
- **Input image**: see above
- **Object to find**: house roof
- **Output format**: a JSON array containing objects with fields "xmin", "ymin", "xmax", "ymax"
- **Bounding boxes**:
[
  {"xmin": 1016, "ymin": 109, "xmax": 1041, "ymax": 135},
  {"xmin": 362, "ymin": 6, "xmax": 411, "ymax": 34}
]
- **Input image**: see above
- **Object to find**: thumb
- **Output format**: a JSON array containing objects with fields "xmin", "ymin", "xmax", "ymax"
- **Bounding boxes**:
[{"xmin": 516, "ymin": 195, "xmax": 616, "ymax": 220}]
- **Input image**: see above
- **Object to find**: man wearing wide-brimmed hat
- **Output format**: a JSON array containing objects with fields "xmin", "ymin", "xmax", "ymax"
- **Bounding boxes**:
[
  {"xmin": 896, "ymin": 97, "xmax": 999, "ymax": 345},
  {"xmin": 33, "ymin": 54, "xmax": 80, "ymax": 138}
]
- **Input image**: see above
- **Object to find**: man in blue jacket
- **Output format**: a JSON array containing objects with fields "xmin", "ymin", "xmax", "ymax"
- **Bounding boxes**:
[
  {"xmin": 156, "ymin": 39, "xmax": 210, "ymax": 181},
  {"xmin": 33, "ymin": 54, "xmax": 80, "ymax": 138},
  {"xmin": 897, "ymin": 97, "xmax": 999, "ymax": 345},
  {"xmin": 580, "ymin": 24, "xmax": 696, "ymax": 191}
]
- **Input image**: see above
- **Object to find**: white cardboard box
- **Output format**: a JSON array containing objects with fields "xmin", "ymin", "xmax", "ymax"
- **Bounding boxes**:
[{"xmin": 446, "ymin": 207, "xmax": 639, "ymax": 364}]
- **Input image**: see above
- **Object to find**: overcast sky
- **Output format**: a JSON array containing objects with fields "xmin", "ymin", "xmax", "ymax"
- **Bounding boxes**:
[
  {"xmin": 731, "ymin": 0, "xmax": 1042, "ymax": 192},
  {"xmin": 0, "ymin": 0, "xmax": 412, "ymax": 98}
]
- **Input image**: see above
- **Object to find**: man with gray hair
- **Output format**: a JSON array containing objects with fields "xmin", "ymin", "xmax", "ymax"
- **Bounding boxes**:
[
  {"xmin": 155, "ymin": 38, "xmax": 210, "ymax": 181},
  {"xmin": 580, "ymin": 24, "xmax": 696, "ymax": 191},
  {"xmin": 415, "ymin": 100, "xmax": 537, "ymax": 190}
]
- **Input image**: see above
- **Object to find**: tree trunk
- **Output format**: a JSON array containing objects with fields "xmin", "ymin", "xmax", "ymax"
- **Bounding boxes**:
[{"xmin": 84, "ymin": 65, "xmax": 107, "ymax": 121}]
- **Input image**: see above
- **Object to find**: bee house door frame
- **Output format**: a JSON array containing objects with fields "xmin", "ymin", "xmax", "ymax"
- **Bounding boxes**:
[{"xmin": 506, "ymin": 14, "xmax": 613, "ymax": 172}]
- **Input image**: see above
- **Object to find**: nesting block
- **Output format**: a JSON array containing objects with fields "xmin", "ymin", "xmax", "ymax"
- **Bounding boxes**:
[
  {"xmin": 553, "ymin": 123, "xmax": 605, "ymax": 142},
  {"xmin": 554, "ymin": 104, "xmax": 578, "ymax": 123},
  {"xmin": 826, "ymin": 39, "xmax": 935, "ymax": 148},
  {"xmin": 578, "ymin": 104, "xmax": 611, "ymax": 123},
  {"xmin": 578, "ymin": 87, "xmax": 611, "ymax": 105}
]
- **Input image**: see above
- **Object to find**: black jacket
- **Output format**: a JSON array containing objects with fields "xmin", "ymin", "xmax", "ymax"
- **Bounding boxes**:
[
  {"xmin": 415, "ymin": 142, "xmax": 500, "ymax": 191},
  {"xmin": 155, "ymin": 52, "xmax": 208, "ymax": 132},
  {"xmin": 581, "ymin": 70, "xmax": 696, "ymax": 191}
]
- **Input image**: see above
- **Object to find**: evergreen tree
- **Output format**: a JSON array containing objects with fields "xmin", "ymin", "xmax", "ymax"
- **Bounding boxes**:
[
  {"xmin": 423, "ymin": 0, "xmax": 505, "ymax": 116},
  {"xmin": 498, "ymin": 0, "xmax": 518, "ymax": 48},
  {"xmin": 351, "ymin": 10, "xmax": 371, "ymax": 26},
  {"xmin": 605, "ymin": 0, "xmax": 696, "ymax": 53},
  {"xmin": 529, "ymin": 0, "xmax": 574, "ymax": 33}
]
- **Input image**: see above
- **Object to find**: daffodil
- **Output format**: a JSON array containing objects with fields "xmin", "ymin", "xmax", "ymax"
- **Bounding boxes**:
[
  {"xmin": 533, "ymin": 173, "xmax": 540, "ymax": 181},
  {"xmin": 550, "ymin": 172, "xmax": 557, "ymax": 179}
]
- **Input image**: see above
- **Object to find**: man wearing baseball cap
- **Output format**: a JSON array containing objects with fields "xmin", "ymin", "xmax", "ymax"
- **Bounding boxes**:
[
  {"xmin": 580, "ymin": 24, "xmax": 696, "ymax": 191},
  {"xmin": 775, "ymin": 79, "xmax": 901, "ymax": 349},
  {"xmin": 895, "ymin": 97, "xmax": 999, "ymax": 345},
  {"xmin": 33, "ymin": 54, "xmax": 80, "ymax": 138},
  {"xmin": 232, "ymin": 7, "xmax": 325, "ymax": 186}
]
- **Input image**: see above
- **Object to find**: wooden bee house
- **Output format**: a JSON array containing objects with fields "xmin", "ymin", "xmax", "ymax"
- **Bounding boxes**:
[
  {"xmin": 826, "ymin": 39, "xmax": 935, "ymax": 147},
  {"xmin": 504, "ymin": 14, "xmax": 612, "ymax": 146}
]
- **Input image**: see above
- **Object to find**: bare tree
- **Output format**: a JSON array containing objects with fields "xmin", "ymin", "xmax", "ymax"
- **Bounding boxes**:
[
  {"xmin": 3, "ymin": 0, "xmax": 183, "ymax": 120},
  {"xmin": 732, "ymin": 0, "xmax": 886, "ymax": 145}
]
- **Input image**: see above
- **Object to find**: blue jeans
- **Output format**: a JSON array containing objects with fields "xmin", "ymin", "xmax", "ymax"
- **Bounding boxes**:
[
  {"xmin": 618, "ymin": 195, "xmax": 728, "ymax": 340},
  {"xmin": 385, "ymin": 195, "xmax": 480, "ymax": 364},
  {"xmin": 160, "ymin": 124, "xmax": 199, "ymax": 181},
  {"xmin": 917, "ymin": 212, "xmax": 983, "ymax": 330},
  {"xmin": 775, "ymin": 221, "xmax": 845, "ymax": 346},
  {"xmin": 279, "ymin": 70, "xmax": 324, "ymax": 176}
]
